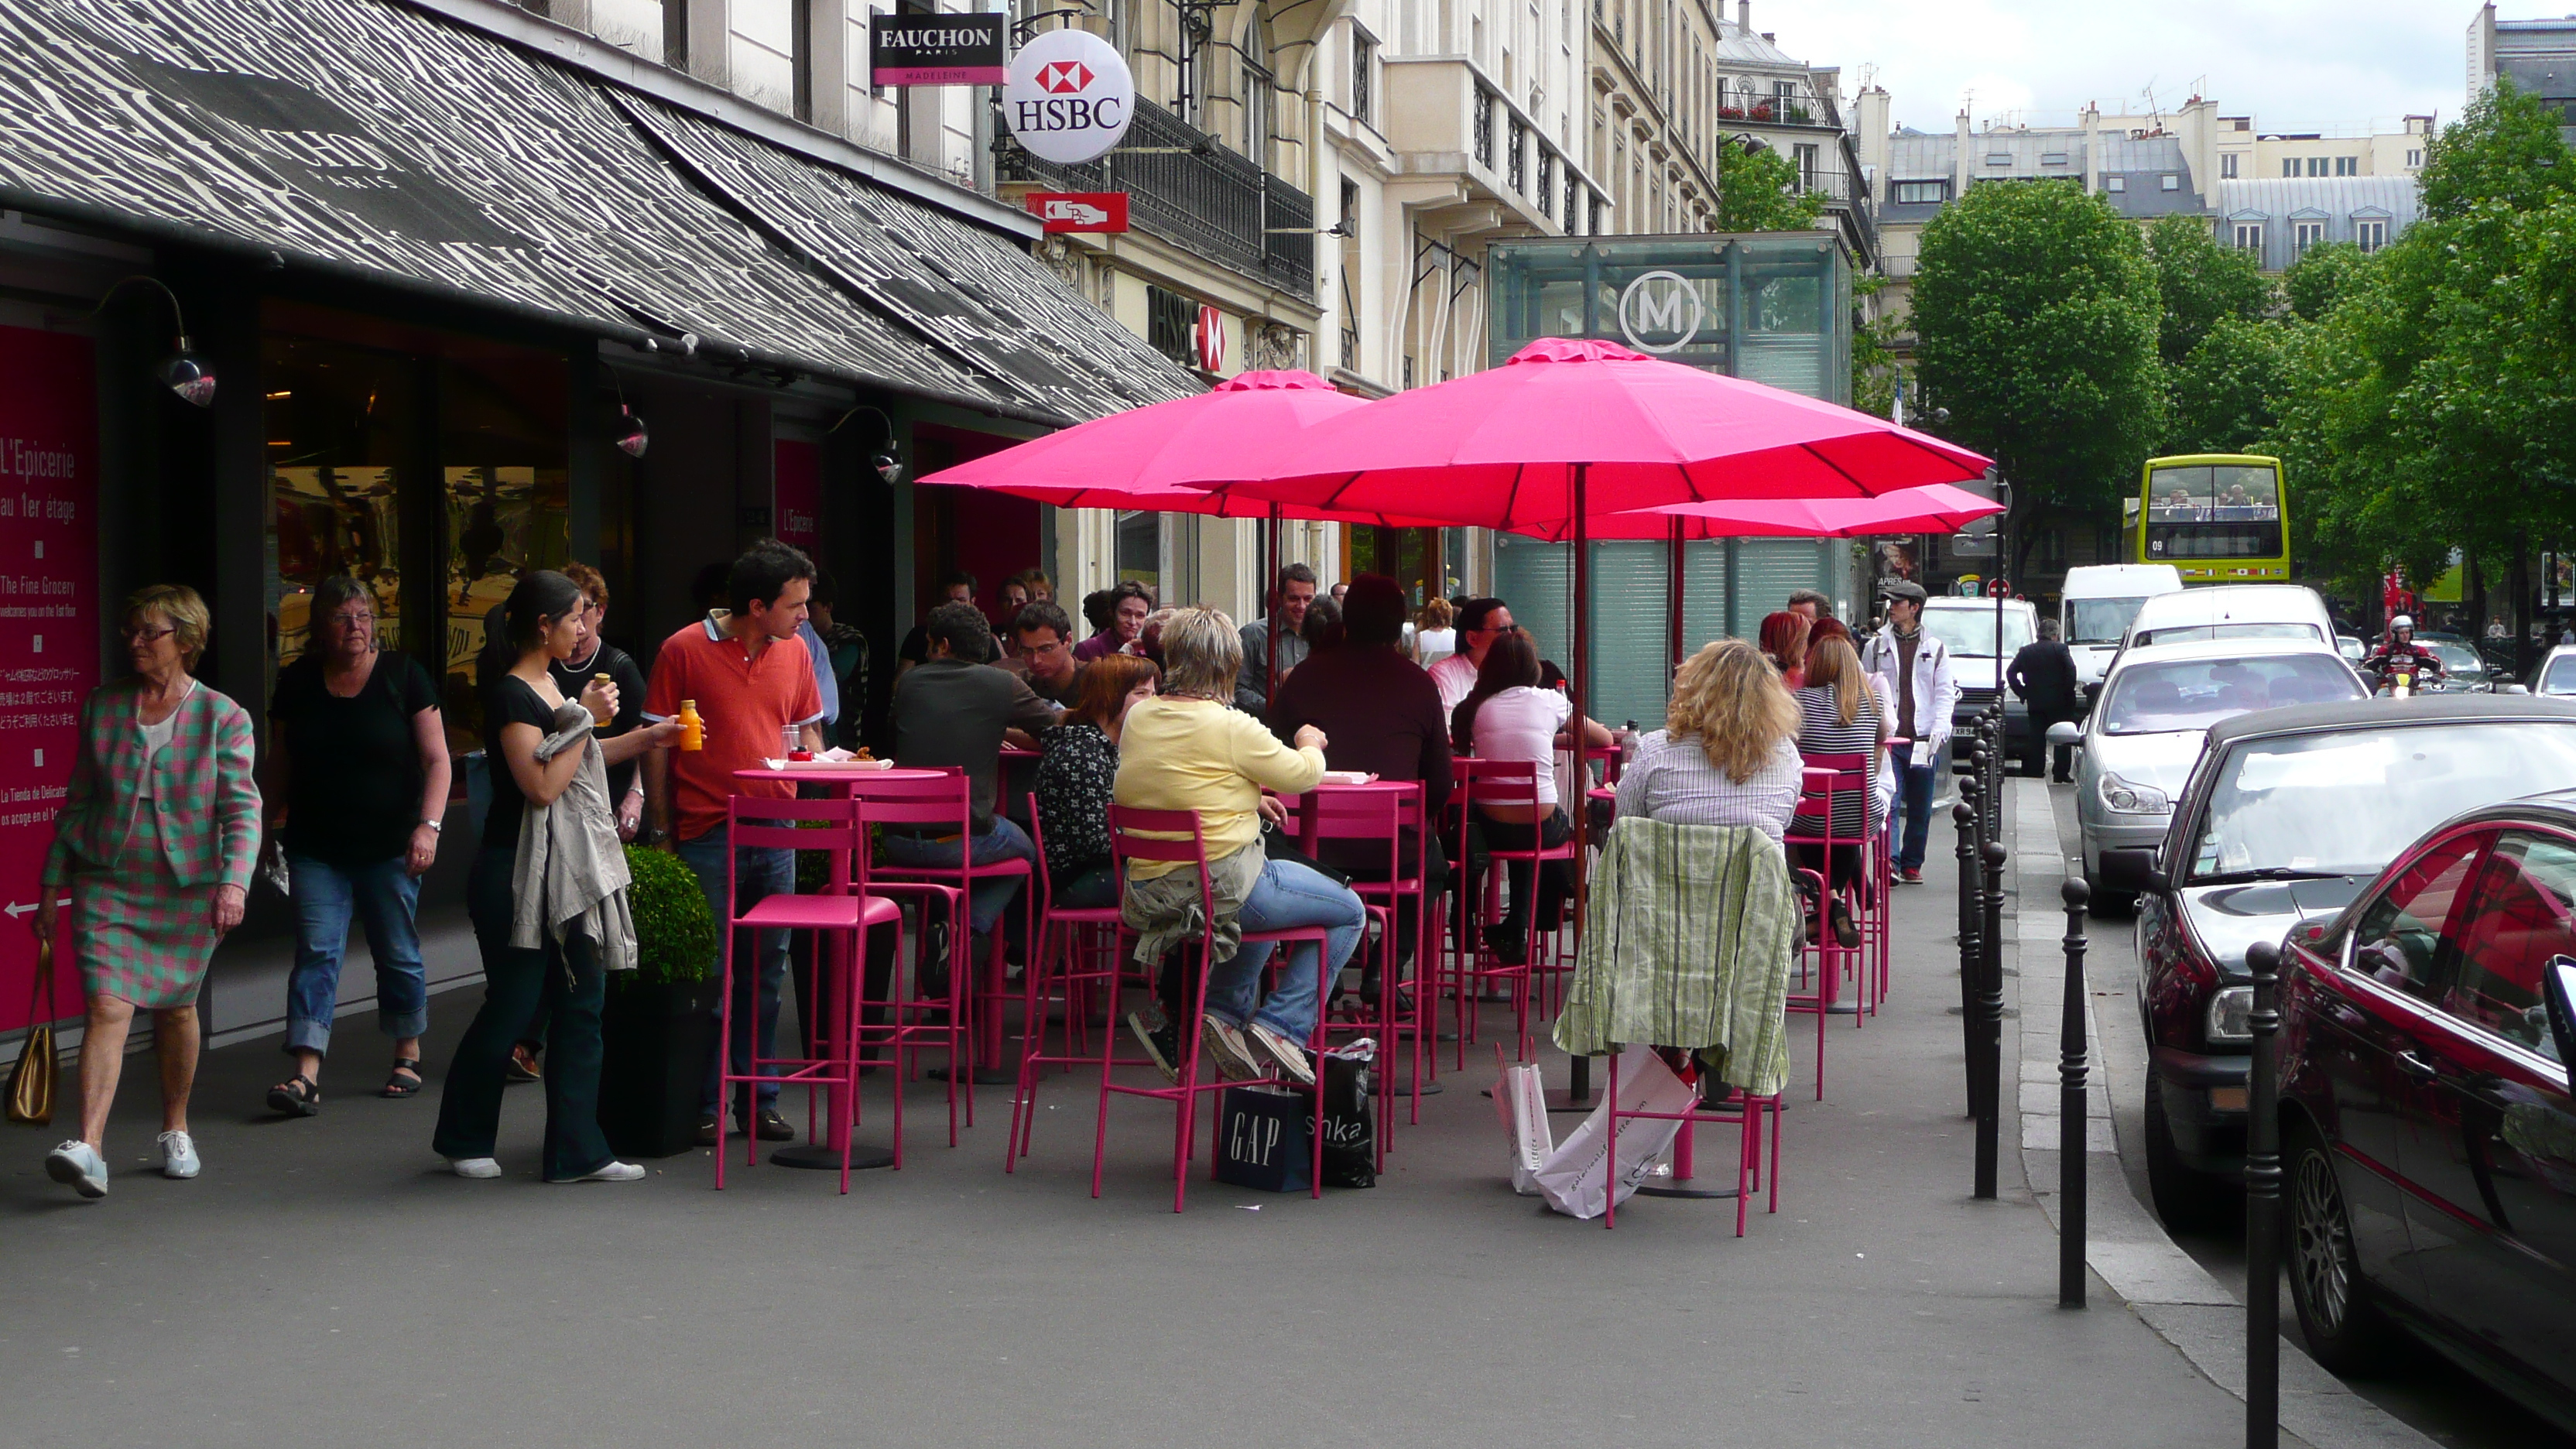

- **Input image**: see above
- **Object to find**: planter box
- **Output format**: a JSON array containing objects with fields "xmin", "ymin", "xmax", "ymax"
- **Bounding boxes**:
[{"xmin": 599, "ymin": 977, "xmax": 718, "ymax": 1159}]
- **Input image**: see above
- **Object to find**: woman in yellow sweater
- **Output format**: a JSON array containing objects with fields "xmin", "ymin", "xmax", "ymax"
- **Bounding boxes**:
[{"xmin": 1115, "ymin": 607, "xmax": 1365, "ymax": 1088}]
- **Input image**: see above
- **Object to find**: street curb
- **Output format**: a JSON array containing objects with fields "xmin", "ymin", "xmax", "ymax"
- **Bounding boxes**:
[{"xmin": 2003, "ymin": 777, "xmax": 2438, "ymax": 1449}]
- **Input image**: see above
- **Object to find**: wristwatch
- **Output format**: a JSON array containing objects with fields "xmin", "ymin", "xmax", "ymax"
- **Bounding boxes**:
[{"xmin": 420, "ymin": 818, "xmax": 442, "ymax": 833}]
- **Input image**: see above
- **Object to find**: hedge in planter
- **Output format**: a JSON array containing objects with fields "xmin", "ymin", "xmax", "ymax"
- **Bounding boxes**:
[{"xmin": 599, "ymin": 843, "xmax": 721, "ymax": 1157}]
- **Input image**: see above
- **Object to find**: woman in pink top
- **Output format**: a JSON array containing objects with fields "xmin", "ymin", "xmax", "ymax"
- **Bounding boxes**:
[{"xmin": 1451, "ymin": 629, "xmax": 1611, "ymax": 965}]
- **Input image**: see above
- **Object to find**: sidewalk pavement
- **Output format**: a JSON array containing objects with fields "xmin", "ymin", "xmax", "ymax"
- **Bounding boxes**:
[{"xmin": 5, "ymin": 821, "xmax": 2266, "ymax": 1449}]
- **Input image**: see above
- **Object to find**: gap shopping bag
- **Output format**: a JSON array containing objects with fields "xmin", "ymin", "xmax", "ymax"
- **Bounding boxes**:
[
  {"xmin": 1531, "ymin": 1046, "xmax": 1694, "ymax": 1219},
  {"xmin": 1494, "ymin": 1046, "xmax": 1552, "ymax": 1196},
  {"xmin": 1213, "ymin": 1087, "xmax": 1312, "ymax": 1193}
]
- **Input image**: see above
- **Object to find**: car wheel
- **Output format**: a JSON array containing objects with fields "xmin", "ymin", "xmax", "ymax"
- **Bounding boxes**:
[
  {"xmin": 2144, "ymin": 1074, "xmax": 2229, "ymax": 1232},
  {"xmin": 2285, "ymin": 1120, "xmax": 2397, "ymax": 1375}
]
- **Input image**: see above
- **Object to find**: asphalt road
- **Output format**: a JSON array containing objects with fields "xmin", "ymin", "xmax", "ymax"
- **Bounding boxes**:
[{"xmin": 2045, "ymin": 775, "xmax": 2575, "ymax": 1449}]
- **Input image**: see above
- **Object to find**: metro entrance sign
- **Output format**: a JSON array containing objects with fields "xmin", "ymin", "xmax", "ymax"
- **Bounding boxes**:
[{"xmin": 1003, "ymin": 29, "xmax": 1133, "ymax": 166}]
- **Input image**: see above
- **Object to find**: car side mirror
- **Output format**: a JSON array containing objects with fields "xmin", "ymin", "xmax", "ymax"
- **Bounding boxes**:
[
  {"xmin": 2098, "ymin": 848, "xmax": 2168, "ymax": 894},
  {"xmin": 2544, "ymin": 954, "xmax": 2576, "ymax": 1067},
  {"xmin": 2045, "ymin": 721, "xmax": 2083, "ymax": 748}
]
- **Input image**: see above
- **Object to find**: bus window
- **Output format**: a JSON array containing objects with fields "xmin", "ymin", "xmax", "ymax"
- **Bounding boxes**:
[{"xmin": 2142, "ymin": 459, "xmax": 2285, "ymax": 563}]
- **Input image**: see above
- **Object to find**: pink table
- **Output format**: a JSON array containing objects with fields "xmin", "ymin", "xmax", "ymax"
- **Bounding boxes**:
[{"xmin": 729, "ymin": 766, "xmax": 944, "ymax": 1171}]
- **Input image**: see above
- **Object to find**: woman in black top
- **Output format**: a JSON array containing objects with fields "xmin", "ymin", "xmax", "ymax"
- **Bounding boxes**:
[
  {"xmin": 262, "ymin": 577, "xmax": 450, "ymax": 1115},
  {"xmin": 1033, "ymin": 654, "xmax": 1159, "ymax": 909},
  {"xmin": 431, "ymin": 571, "xmax": 679, "ymax": 1183}
]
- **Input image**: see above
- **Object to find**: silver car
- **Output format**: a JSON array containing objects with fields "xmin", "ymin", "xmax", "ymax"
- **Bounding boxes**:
[{"xmin": 2052, "ymin": 637, "xmax": 2367, "ymax": 906}]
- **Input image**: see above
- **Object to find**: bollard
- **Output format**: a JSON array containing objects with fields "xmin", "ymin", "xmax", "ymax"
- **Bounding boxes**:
[
  {"xmin": 2060, "ymin": 875, "xmax": 2091, "ymax": 1309},
  {"xmin": 2244, "ymin": 940, "xmax": 2284, "ymax": 1449},
  {"xmin": 1975, "ymin": 838, "xmax": 2007, "ymax": 1201},
  {"xmin": 1968, "ymin": 744, "xmax": 1991, "ymax": 850},
  {"xmin": 1954, "ymin": 789, "xmax": 1982, "ymax": 1114}
]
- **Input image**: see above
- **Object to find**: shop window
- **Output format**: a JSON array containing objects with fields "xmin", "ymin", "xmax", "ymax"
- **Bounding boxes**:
[
  {"xmin": 265, "ymin": 335, "xmax": 416, "ymax": 688},
  {"xmin": 1115, "ymin": 509, "xmax": 1161, "ymax": 597}
]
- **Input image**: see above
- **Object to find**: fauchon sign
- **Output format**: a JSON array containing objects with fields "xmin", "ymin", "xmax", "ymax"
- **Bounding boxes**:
[{"xmin": 869, "ymin": 12, "xmax": 1005, "ymax": 87}]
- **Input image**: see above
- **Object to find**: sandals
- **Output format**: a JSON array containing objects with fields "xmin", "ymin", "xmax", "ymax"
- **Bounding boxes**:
[
  {"xmin": 267, "ymin": 1074, "xmax": 321, "ymax": 1117},
  {"xmin": 381, "ymin": 1059, "xmax": 424, "ymax": 1099}
]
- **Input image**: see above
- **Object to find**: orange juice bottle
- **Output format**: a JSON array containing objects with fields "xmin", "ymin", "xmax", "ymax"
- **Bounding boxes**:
[{"xmin": 677, "ymin": 699, "xmax": 704, "ymax": 751}]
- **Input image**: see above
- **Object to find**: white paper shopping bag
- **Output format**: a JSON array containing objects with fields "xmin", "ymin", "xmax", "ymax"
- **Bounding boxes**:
[
  {"xmin": 1532, "ymin": 1046, "xmax": 1694, "ymax": 1220},
  {"xmin": 1495, "ymin": 1055, "xmax": 1553, "ymax": 1196}
]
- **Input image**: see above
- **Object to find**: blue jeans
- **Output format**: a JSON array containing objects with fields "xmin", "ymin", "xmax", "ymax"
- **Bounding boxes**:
[
  {"xmin": 1213, "ymin": 858, "xmax": 1365, "ymax": 1046},
  {"xmin": 675, "ymin": 827, "xmax": 795, "ymax": 1117},
  {"xmin": 879, "ymin": 818, "xmax": 1035, "ymax": 936},
  {"xmin": 284, "ymin": 853, "xmax": 426, "ymax": 1056},
  {"xmin": 1890, "ymin": 742, "xmax": 1939, "ymax": 874}
]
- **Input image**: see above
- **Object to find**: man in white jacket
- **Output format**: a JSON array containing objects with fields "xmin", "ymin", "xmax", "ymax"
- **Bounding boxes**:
[{"xmin": 1861, "ymin": 581, "xmax": 1958, "ymax": 883}]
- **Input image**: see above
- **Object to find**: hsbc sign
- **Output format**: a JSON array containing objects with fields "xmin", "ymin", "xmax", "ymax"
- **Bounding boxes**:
[{"xmin": 1004, "ymin": 29, "xmax": 1133, "ymax": 166}]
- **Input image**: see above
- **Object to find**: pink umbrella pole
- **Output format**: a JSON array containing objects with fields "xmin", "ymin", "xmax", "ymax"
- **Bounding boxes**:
[
  {"xmin": 1264, "ymin": 502, "xmax": 1282, "ymax": 711},
  {"xmin": 1668, "ymin": 515, "xmax": 1687, "ymax": 676}
]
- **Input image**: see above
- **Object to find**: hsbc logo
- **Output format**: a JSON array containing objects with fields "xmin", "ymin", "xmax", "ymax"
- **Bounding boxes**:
[
  {"xmin": 1036, "ymin": 61, "xmax": 1094, "ymax": 94},
  {"xmin": 1005, "ymin": 30, "xmax": 1135, "ymax": 165}
]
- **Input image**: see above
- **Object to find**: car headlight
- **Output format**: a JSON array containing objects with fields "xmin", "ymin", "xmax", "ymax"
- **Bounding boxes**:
[
  {"xmin": 2205, "ymin": 986, "xmax": 2254, "ymax": 1046},
  {"xmin": 2099, "ymin": 771, "xmax": 2170, "ymax": 815}
]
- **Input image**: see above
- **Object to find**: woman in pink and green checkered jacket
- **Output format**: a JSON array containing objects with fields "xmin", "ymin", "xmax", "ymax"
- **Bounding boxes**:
[{"xmin": 37, "ymin": 584, "xmax": 260, "ymax": 1200}]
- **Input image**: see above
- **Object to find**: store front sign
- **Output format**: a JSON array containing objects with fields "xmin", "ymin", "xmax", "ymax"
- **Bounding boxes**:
[
  {"xmin": 870, "ymin": 12, "xmax": 1006, "ymax": 86},
  {"xmin": 1194, "ymin": 305, "xmax": 1224, "ymax": 372},
  {"xmin": 0, "ymin": 327, "xmax": 98, "ymax": 1033},
  {"xmin": 1003, "ymin": 29, "xmax": 1133, "ymax": 166},
  {"xmin": 773, "ymin": 440, "xmax": 820, "ymax": 557},
  {"xmin": 1026, "ymin": 192, "xmax": 1129, "ymax": 233}
]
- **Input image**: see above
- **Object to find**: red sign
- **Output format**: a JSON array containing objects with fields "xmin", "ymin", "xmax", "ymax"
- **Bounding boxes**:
[
  {"xmin": 1194, "ymin": 304, "xmax": 1224, "ymax": 372},
  {"xmin": 1026, "ymin": 191, "xmax": 1129, "ymax": 234},
  {"xmin": 772, "ymin": 439, "xmax": 820, "ymax": 560},
  {"xmin": 0, "ymin": 326, "xmax": 98, "ymax": 1033}
]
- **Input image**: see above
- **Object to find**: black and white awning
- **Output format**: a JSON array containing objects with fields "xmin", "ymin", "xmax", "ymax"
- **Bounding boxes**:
[{"xmin": 0, "ymin": 0, "xmax": 1196, "ymax": 423}]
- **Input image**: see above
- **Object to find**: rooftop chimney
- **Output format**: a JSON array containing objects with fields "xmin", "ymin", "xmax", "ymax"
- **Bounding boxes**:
[{"xmin": 1738, "ymin": 2, "xmax": 1751, "ymax": 32}]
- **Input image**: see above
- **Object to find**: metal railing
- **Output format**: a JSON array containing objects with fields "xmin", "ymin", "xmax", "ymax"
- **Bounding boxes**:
[{"xmin": 1007, "ymin": 98, "xmax": 1316, "ymax": 296}]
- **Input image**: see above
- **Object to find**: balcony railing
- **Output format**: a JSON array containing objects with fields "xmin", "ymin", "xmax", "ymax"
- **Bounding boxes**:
[
  {"xmin": 1006, "ymin": 98, "xmax": 1314, "ymax": 297},
  {"xmin": 1801, "ymin": 168, "xmax": 1879, "ymax": 264}
]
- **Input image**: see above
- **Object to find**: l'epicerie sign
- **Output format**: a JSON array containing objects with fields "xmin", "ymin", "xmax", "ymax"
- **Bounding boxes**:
[
  {"xmin": 0, "ymin": 326, "xmax": 98, "ymax": 1035},
  {"xmin": 1003, "ymin": 29, "xmax": 1133, "ymax": 166}
]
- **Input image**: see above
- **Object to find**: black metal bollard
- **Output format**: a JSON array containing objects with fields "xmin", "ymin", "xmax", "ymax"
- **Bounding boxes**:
[
  {"xmin": 1969, "ymin": 744, "xmax": 1991, "ymax": 850},
  {"xmin": 1975, "ymin": 838, "xmax": 2007, "ymax": 1201},
  {"xmin": 1954, "ymin": 787, "xmax": 1982, "ymax": 1114},
  {"xmin": 2244, "ymin": 940, "xmax": 2284, "ymax": 1449},
  {"xmin": 2060, "ymin": 875, "xmax": 2092, "ymax": 1309}
]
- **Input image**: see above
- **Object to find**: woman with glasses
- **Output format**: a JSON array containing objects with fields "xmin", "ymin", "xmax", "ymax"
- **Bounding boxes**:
[
  {"xmin": 38, "ymin": 586, "xmax": 262, "ymax": 1198},
  {"xmin": 261, "ymin": 575, "xmax": 451, "ymax": 1116}
]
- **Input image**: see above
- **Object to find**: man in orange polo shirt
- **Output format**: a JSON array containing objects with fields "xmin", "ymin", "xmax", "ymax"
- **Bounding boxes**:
[{"xmin": 644, "ymin": 541, "xmax": 824, "ymax": 1146}]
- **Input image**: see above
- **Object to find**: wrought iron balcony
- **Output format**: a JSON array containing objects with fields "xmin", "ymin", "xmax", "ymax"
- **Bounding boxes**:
[{"xmin": 1004, "ymin": 98, "xmax": 1314, "ymax": 297}]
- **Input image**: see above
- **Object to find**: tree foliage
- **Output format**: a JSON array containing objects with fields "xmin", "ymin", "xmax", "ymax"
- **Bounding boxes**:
[
  {"xmin": 1909, "ymin": 180, "xmax": 2164, "ymax": 560},
  {"xmin": 2166, "ymin": 315, "xmax": 2287, "ymax": 456},
  {"xmin": 2146, "ymin": 212, "xmax": 2275, "ymax": 365},
  {"xmin": 1715, "ymin": 139, "xmax": 1827, "ymax": 233},
  {"xmin": 2282, "ymin": 241, "xmax": 2365, "ymax": 324},
  {"xmin": 1850, "ymin": 272, "xmax": 1900, "ymax": 419}
]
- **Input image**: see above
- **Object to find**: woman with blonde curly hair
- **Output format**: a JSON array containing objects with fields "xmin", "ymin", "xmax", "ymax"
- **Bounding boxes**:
[{"xmin": 1612, "ymin": 637, "xmax": 1804, "ymax": 841}]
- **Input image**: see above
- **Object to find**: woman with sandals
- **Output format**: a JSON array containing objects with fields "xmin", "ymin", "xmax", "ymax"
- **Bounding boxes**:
[
  {"xmin": 39, "ymin": 585, "xmax": 262, "ymax": 1198},
  {"xmin": 263, "ymin": 575, "xmax": 450, "ymax": 1116}
]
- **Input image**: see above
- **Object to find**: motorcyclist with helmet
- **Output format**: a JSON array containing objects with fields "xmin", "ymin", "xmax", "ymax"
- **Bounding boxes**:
[{"xmin": 2362, "ymin": 615, "xmax": 2444, "ymax": 687}]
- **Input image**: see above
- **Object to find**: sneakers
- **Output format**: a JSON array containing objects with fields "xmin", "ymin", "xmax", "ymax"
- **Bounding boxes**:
[
  {"xmin": 448, "ymin": 1156, "xmax": 502, "ymax": 1179},
  {"xmin": 1243, "ymin": 1021, "xmax": 1317, "ymax": 1088},
  {"xmin": 157, "ymin": 1129, "xmax": 200, "ymax": 1180},
  {"xmin": 44, "ymin": 1140, "xmax": 108, "ymax": 1199},
  {"xmin": 1201, "ymin": 1019, "xmax": 1266, "ymax": 1082},
  {"xmin": 551, "ymin": 1160, "xmax": 645, "ymax": 1184},
  {"xmin": 1129, "ymin": 1011, "xmax": 1181, "ymax": 1084},
  {"xmin": 505, "ymin": 1043, "xmax": 543, "ymax": 1083},
  {"xmin": 1899, "ymin": 868, "xmax": 1925, "ymax": 886}
]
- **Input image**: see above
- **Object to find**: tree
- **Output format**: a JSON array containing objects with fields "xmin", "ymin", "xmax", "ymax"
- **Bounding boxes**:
[
  {"xmin": 1714, "ymin": 139, "xmax": 1826, "ymax": 233},
  {"xmin": 2166, "ymin": 315, "xmax": 2287, "ymax": 455},
  {"xmin": 2282, "ymin": 241, "xmax": 2366, "ymax": 324},
  {"xmin": 2145, "ymin": 212, "xmax": 2275, "ymax": 365},
  {"xmin": 1910, "ymin": 180, "xmax": 2164, "ymax": 579},
  {"xmin": 1851, "ymin": 272, "xmax": 1900, "ymax": 418}
]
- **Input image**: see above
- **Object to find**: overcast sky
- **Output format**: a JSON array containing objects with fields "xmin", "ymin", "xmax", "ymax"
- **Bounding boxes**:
[{"xmin": 1751, "ymin": 0, "xmax": 2490, "ymax": 137}]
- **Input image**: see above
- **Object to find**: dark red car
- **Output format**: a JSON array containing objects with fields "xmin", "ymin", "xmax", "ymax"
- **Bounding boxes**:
[{"xmin": 2276, "ymin": 790, "xmax": 2576, "ymax": 1429}]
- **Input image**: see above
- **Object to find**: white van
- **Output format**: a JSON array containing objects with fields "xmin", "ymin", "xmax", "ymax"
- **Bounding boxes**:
[
  {"xmin": 2119, "ymin": 583, "xmax": 2336, "ymax": 654},
  {"xmin": 2060, "ymin": 564, "xmax": 2183, "ymax": 687}
]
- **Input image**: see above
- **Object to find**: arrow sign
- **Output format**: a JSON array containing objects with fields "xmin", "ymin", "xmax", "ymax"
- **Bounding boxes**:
[{"xmin": 5, "ymin": 896, "xmax": 69, "ymax": 920}]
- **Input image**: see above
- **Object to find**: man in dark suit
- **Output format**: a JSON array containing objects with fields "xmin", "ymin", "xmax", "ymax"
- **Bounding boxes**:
[{"xmin": 2006, "ymin": 618, "xmax": 2082, "ymax": 782}]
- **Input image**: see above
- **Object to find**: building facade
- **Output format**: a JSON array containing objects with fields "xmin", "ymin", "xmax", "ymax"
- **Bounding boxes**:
[{"xmin": 2471, "ymin": 3, "xmax": 2576, "ymax": 142}]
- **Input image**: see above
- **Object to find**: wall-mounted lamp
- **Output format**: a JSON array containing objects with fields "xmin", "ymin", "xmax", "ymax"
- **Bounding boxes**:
[
  {"xmin": 831, "ymin": 404, "xmax": 905, "ymax": 485},
  {"xmin": 613, "ymin": 405, "xmax": 649, "ymax": 459},
  {"xmin": 96, "ymin": 276, "xmax": 215, "ymax": 406}
]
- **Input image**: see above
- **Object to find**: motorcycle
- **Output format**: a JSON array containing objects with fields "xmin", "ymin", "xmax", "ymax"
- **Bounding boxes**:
[{"xmin": 2376, "ymin": 655, "xmax": 2430, "ymax": 699}]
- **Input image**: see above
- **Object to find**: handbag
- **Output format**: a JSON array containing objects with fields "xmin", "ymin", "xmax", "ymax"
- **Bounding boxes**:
[{"xmin": 7, "ymin": 937, "xmax": 58, "ymax": 1126}]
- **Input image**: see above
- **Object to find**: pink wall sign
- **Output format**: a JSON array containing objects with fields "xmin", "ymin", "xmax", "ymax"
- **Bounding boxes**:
[
  {"xmin": 772, "ymin": 438, "xmax": 820, "ymax": 560},
  {"xmin": 0, "ymin": 326, "xmax": 98, "ymax": 1033}
]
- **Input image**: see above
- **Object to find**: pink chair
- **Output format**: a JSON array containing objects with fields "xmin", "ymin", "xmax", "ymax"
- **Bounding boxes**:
[
  {"xmin": 1455, "ymin": 759, "xmax": 1574, "ymax": 1066},
  {"xmin": 1293, "ymin": 782, "xmax": 1430, "ymax": 1156},
  {"xmin": 711, "ymin": 794, "xmax": 901, "ymax": 1193},
  {"xmin": 1008, "ymin": 795, "xmax": 1126, "ymax": 1170},
  {"xmin": 1783, "ymin": 758, "xmax": 1870, "ymax": 1100},
  {"xmin": 1601, "ymin": 1052, "xmax": 1783, "ymax": 1235},
  {"xmin": 863, "ymin": 769, "xmax": 1037, "ymax": 1115},
  {"xmin": 1092, "ymin": 805, "xmax": 1330, "ymax": 1212}
]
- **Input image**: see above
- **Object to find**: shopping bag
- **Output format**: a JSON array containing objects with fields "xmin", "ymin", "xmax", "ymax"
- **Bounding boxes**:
[
  {"xmin": 1315, "ymin": 1051, "xmax": 1375, "ymax": 1190},
  {"xmin": 1531, "ymin": 1045, "xmax": 1694, "ymax": 1220},
  {"xmin": 1495, "ymin": 1049, "xmax": 1552, "ymax": 1196},
  {"xmin": 1213, "ymin": 1087, "xmax": 1312, "ymax": 1193}
]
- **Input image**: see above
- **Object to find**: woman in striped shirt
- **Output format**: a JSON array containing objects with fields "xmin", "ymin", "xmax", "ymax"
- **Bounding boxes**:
[
  {"xmin": 1612, "ymin": 639, "xmax": 1804, "ymax": 841},
  {"xmin": 1790, "ymin": 633, "xmax": 1891, "ymax": 944}
]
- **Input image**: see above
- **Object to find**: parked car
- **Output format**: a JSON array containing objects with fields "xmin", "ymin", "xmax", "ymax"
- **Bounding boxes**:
[
  {"xmin": 2057, "ymin": 638, "xmax": 2365, "ymax": 910},
  {"xmin": 2121, "ymin": 583, "xmax": 2335, "ymax": 653},
  {"xmin": 2097, "ymin": 696, "xmax": 2576, "ymax": 1233},
  {"xmin": 2413, "ymin": 632, "xmax": 2497, "ymax": 692},
  {"xmin": 1922, "ymin": 595, "xmax": 2037, "ymax": 765},
  {"xmin": 2276, "ymin": 790, "xmax": 2576, "ymax": 1428},
  {"xmin": 2060, "ymin": 563, "xmax": 2184, "ymax": 687},
  {"xmin": 2533, "ymin": 645, "xmax": 2576, "ymax": 697}
]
